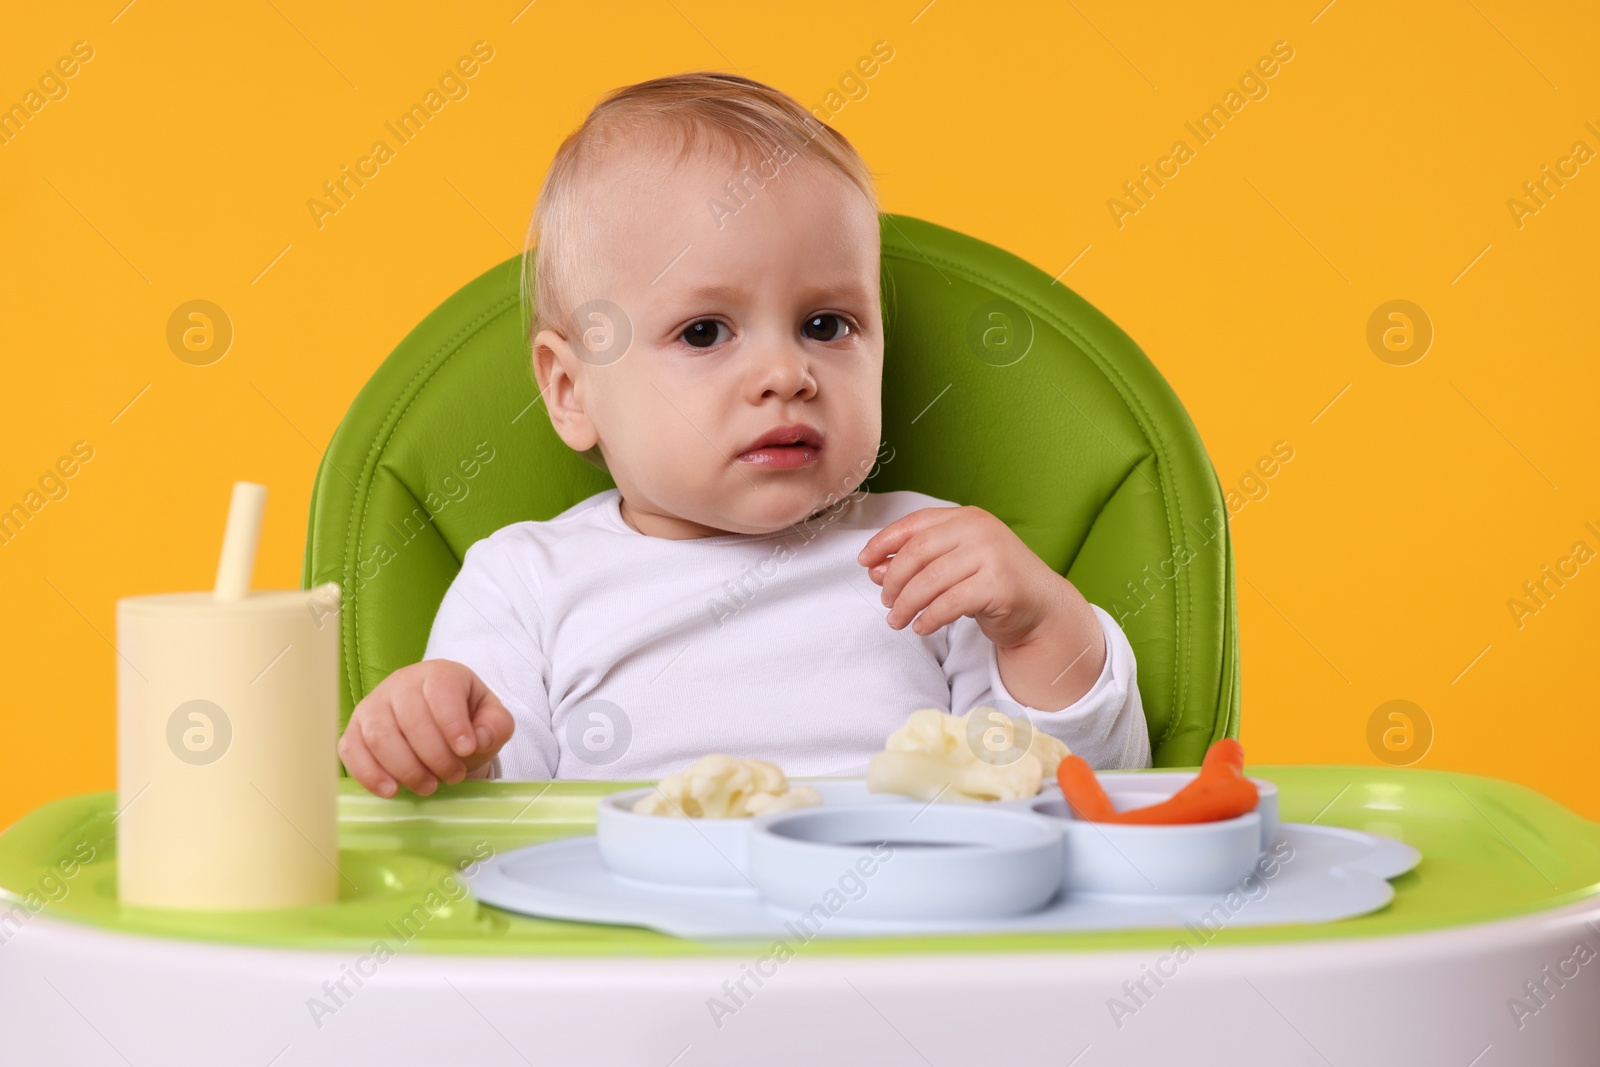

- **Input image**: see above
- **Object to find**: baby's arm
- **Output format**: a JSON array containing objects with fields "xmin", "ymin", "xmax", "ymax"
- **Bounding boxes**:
[
  {"xmin": 984, "ymin": 586, "xmax": 1105, "ymax": 712},
  {"xmin": 419, "ymin": 533, "xmax": 560, "ymax": 780},
  {"xmin": 946, "ymin": 606, "xmax": 1151, "ymax": 768},
  {"xmin": 337, "ymin": 531, "xmax": 559, "ymax": 795},
  {"xmin": 338, "ymin": 659, "xmax": 514, "ymax": 796},
  {"xmin": 860, "ymin": 503, "xmax": 1151, "ymax": 767},
  {"xmin": 860, "ymin": 504, "xmax": 1107, "ymax": 702}
]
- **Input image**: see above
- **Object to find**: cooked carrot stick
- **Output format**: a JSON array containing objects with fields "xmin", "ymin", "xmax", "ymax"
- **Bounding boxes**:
[
  {"xmin": 1058, "ymin": 739, "xmax": 1259, "ymax": 825},
  {"xmin": 1102, "ymin": 772, "xmax": 1258, "ymax": 825},
  {"xmin": 1055, "ymin": 755, "xmax": 1116, "ymax": 821},
  {"xmin": 1202, "ymin": 737, "xmax": 1245, "ymax": 775},
  {"xmin": 1103, "ymin": 740, "xmax": 1257, "ymax": 824}
]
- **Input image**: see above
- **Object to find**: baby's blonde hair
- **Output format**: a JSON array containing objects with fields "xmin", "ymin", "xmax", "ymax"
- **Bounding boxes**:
[{"xmin": 521, "ymin": 70, "xmax": 881, "ymax": 348}]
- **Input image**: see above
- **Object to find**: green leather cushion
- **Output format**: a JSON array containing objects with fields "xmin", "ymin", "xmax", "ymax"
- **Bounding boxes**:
[{"xmin": 304, "ymin": 214, "xmax": 1239, "ymax": 767}]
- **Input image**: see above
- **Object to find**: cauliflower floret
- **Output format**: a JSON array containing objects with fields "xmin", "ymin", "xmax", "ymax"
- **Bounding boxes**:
[
  {"xmin": 631, "ymin": 755, "xmax": 822, "ymax": 818},
  {"xmin": 1015, "ymin": 724, "xmax": 1070, "ymax": 779},
  {"xmin": 868, "ymin": 750, "xmax": 1043, "ymax": 803},
  {"xmin": 883, "ymin": 707, "xmax": 966, "ymax": 758},
  {"xmin": 743, "ymin": 787, "xmax": 825, "ymax": 817},
  {"xmin": 868, "ymin": 706, "xmax": 1071, "ymax": 804}
]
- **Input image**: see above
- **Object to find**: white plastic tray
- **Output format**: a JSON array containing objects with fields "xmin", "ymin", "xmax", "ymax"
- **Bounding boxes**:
[{"xmin": 465, "ymin": 779, "xmax": 1420, "ymax": 940}]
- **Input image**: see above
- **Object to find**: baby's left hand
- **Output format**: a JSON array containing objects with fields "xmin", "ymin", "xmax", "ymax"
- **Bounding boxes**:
[{"xmin": 857, "ymin": 505, "xmax": 1070, "ymax": 650}]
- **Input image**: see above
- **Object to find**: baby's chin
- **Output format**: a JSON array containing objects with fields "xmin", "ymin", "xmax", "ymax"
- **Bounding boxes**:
[{"xmin": 698, "ymin": 486, "xmax": 860, "ymax": 537}]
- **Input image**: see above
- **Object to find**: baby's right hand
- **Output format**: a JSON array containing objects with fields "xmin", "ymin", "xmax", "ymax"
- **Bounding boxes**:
[{"xmin": 337, "ymin": 659, "xmax": 515, "ymax": 797}]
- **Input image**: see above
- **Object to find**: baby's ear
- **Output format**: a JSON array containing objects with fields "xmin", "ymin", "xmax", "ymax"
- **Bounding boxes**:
[
  {"xmin": 529, "ymin": 327, "xmax": 565, "ymax": 396},
  {"xmin": 530, "ymin": 327, "xmax": 601, "ymax": 456}
]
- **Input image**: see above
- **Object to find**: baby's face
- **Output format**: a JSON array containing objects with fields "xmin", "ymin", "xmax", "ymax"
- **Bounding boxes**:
[{"xmin": 535, "ymin": 146, "xmax": 883, "ymax": 538}]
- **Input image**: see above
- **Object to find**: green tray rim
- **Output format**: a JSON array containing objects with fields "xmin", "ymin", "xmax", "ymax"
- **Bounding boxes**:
[{"xmin": 2, "ymin": 765, "xmax": 1596, "ymax": 958}]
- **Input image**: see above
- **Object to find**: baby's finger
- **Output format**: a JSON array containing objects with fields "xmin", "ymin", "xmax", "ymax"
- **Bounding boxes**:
[
  {"xmin": 423, "ymin": 663, "xmax": 478, "ymax": 757},
  {"xmin": 338, "ymin": 727, "xmax": 397, "ymax": 798},
  {"xmin": 887, "ymin": 551, "xmax": 981, "ymax": 631},
  {"xmin": 856, "ymin": 506, "xmax": 960, "ymax": 567},
  {"xmin": 392, "ymin": 684, "xmax": 468, "ymax": 786},
  {"xmin": 360, "ymin": 702, "xmax": 439, "ymax": 795},
  {"xmin": 878, "ymin": 524, "xmax": 964, "ymax": 610},
  {"xmin": 419, "ymin": 662, "xmax": 473, "ymax": 755},
  {"xmin": 908, "ymin": 574, "xmax": 988, "ymax": 636},
  {"xmin": 467, "ymin": 678, "xmax": 516, "ymax": 755}
]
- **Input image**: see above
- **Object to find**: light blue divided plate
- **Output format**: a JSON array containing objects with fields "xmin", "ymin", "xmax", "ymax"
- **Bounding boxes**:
[{"xmin": 466, "ymin": 821, "xmax": 1419, "ymax": 940}]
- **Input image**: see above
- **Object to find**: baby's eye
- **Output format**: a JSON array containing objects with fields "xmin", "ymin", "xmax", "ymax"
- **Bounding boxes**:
[
  {"xmin": 680, "ymin": 320, "xmax": 728, "ymax": 349},
  {"xmin": 802, "ymin": 314, "xmax": 852, "ymax": 343}
]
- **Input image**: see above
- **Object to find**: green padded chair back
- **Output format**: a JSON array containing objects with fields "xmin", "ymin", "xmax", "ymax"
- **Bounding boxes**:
[{"xmin": 304, "ymin": 214, "xmax": 1239, "ymax": 768}]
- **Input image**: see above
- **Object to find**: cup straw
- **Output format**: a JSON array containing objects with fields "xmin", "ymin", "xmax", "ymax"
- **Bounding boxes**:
[{"xmin": 213, "ymin": 481, "xmax": 268, "ymax": 601}]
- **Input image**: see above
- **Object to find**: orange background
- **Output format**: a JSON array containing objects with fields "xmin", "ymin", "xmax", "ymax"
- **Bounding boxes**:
[{"xmin": 2, "ymin": 1, "xmax": 1596, "ymax": 829}]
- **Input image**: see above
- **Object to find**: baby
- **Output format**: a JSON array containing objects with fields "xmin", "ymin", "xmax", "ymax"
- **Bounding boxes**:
[{"xmin": 337, "ymin": 72, "xmax": 1152, "ymax": 798}]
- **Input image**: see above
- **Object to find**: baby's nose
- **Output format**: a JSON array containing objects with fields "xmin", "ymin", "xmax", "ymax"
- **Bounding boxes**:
[{"xmin": 750, "ymin": 345, "xmax": 817, "ymax": 398}]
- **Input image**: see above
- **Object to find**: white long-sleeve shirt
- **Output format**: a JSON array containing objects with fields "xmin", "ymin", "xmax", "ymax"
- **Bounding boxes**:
[{"xmin": 423, "ymin": 487, "xmax": 1152, "ymax": 780}]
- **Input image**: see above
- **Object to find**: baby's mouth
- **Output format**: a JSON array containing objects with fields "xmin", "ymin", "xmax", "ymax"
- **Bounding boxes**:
[{"xmin": 735, "ymin": 424, "xmax": 825, "ymax": 468}]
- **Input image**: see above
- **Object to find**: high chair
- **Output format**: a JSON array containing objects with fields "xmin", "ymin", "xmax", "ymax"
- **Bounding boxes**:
[
  {"xmin": 1, "ymin": 215, "xmax": 1596, "ymax": 1065},
  {"xmin": 302, "ymin": 213, "xmax": 1240, "ymax": 767}
]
